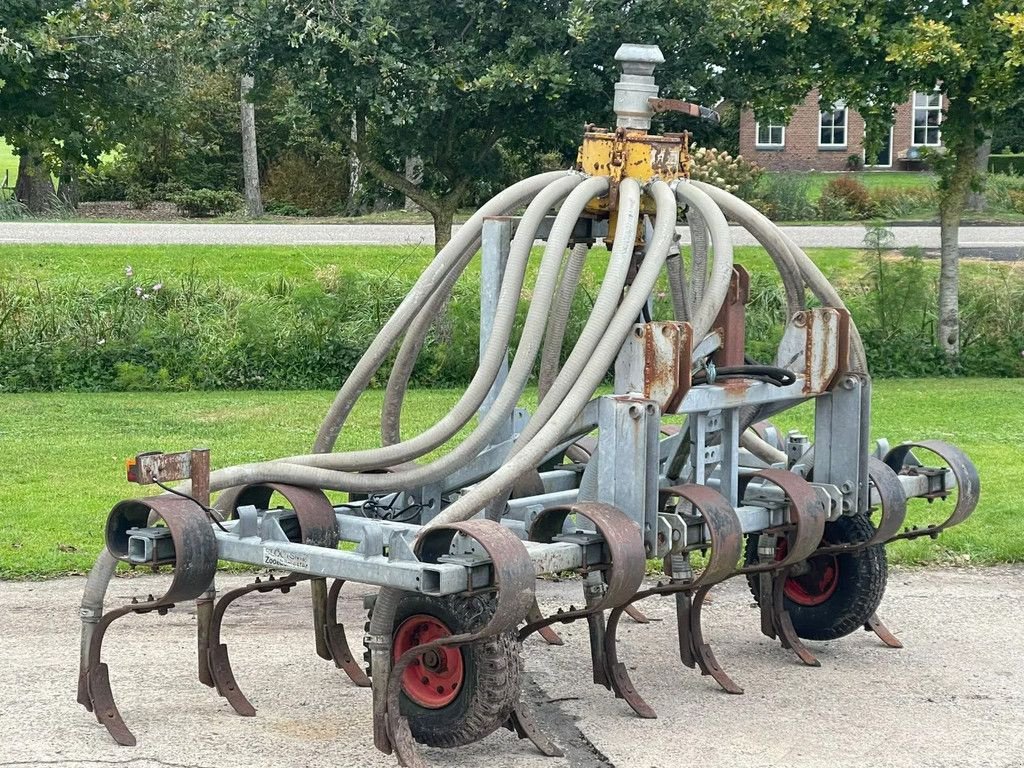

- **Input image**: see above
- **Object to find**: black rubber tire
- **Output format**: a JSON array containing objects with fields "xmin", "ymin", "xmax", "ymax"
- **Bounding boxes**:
[
  {"xmin": 376, "ymin": 592, "xmax": 522, "ymax": 749},
  {"xmin": 745, "ymin": 513, "xmax": 888, "ymax": 641}
]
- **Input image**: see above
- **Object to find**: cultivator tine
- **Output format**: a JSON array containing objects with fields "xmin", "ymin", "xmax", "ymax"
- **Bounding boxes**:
[
  {"xmin": 310, "ymin": 577, "xmax": 332, "ymax": 660},
  {"xmin": 325, "ymin": 579, "xmax": 371, "ymax": 686},
  {"xmin": 623, "ymin": 604, "xmax": 650, "ymax": 624},
  {"xmin": 882, "ymin": 440, "xmax": 980, "ymax": 542},
  {"xmin": 864, "ymin": 613, "xmax": 903, "ymax": 648},
  {"xmin": 686, "ymin": 585, "xmax": 744, "ymax": 693},
  {"xmin": 508, "ymin": 699, "xmax": 565, "ymax": 758},
  {"xmin": 521, "ymin": 503, "xmax": 646, "ymax": 692},
  {"xmin": 741, "ymin": 470, "xmax": 828, "ymax": 666},
  {"xmin": 527, "ymin": 598, "xmax": 564, "ymax": 646},
  {"xmin": 196, "ymin": 587, "xmax": 216, "ymax": 687},
  {"xmin": 82, "ymin": 496, "xmax": 218, "ymax": 746},
  {"xmin": 384, "ymin": 520, "xmax": 537, "ymax": 767}
]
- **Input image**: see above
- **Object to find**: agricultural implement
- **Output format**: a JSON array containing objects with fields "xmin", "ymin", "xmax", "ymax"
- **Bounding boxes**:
[{"xmin": 78, "ymin": 44, "xmax": 979, "ymax": 766}]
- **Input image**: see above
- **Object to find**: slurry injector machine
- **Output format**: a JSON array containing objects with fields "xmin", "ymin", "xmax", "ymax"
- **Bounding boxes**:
[{"xmin": 78, "ymin": 44, "xmax": 978, "ymax": 767}]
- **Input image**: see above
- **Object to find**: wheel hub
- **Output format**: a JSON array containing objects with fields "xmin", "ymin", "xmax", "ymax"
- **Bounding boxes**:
[
  {"xmin": 775, "ymin": 538, "xmax": 840, "ymax": 607},
  {"xmin": 393, "ymin": 614, "xmax": 464, "ymax": 708}
]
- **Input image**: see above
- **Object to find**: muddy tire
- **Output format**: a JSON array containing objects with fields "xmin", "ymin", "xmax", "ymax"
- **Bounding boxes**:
[
  {"xmin": 375, "ymin": 592, "xmax": 522, "ymax": 748},
  {"xmin": 745, "ymin": 513, "xmax": 888, "ymax": 640}
]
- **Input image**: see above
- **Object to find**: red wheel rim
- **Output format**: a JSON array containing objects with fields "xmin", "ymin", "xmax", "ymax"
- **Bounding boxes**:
[
  {"xmin": 393, "ymin": 614, "xmax": 464, "ymax": 708},
  {"xmin": 776, "ymin": 539, "xmax": 839, "ymax": 607}
]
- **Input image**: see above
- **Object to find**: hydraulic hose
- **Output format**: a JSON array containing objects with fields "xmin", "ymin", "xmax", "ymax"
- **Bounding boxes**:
[
  {"xmin": 666, "ymin": 253, "xmax": 691, "ymax": 321},
  {"xmin": 538, "ymin": 242, "xmax": 590, "ymax": 401},
  {"xmin": 379, "ymin": 174, "xmax": 585, "ymax": 446},
  {"xmin": 307, "ymin": 173, "xmax": 584, "ymax": 471},
  {"xmin": 312, "ymin": 170, "xmax": 569, "ymax": 454},
  {"xmin": 690, "ymin": 180, "xmax": 866, "ymax": 373},
  {"xmin": 429, "ymin": 178, "xmax": 676, "ymax": 526},
  {"xmin": 674, "ymin": 181, "xmax": 735, "ymax": 341}
]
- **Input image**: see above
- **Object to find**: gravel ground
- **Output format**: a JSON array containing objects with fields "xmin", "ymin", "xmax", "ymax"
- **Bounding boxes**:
[
  {"xmin": 1, "ymin": 220, "xmax": 1023, "ymax": 253},
  {"xmin": 1, "ymin": 566, "xmax": 1022, "ymax": 768}
]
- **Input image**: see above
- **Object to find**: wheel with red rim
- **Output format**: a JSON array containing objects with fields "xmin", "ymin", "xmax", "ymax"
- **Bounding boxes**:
[
  {"xmin": 376, "ymin": 592, "xmax": 522, "ymax": 748},
  {"xmin": 393, "ymin": 614, "xmax": 464, "ymax": 708},
  {"xmin": 745, "ymin": 513, "xmax": 887, "ymax": 640}
]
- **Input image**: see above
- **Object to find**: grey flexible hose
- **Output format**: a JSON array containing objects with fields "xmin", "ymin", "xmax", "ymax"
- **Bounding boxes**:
[
  {"xmin": 313, "ymin": 170, "xmax": 569, "ymax": 454},
  {"xmin": 688, "ymin": 206, "xmax": 709, "ymax": 308},
  {"xmin": 429, "ymin": 179, "xmax": 680, "ymax": 526},
  {"xmin": 666, "ymin": 254, "xmax": 691, "ymax": 321},
  {"xmin": 379, "ymin": 175, "xmax": 584, "ymax": 446},
  {"xmin": 307, "ymin": 173, "xmax": 583, "ymax": 471},
  {"xmin": 538, "ymin": 241, "xmax": 590, "ymax": 401},
  {"xmin": 690, "ymin": 180, "xmax": 866, "ymax": 372},
  {"xmin": 177, "ymin": 178, "xmax": 608, "ymax": 496},
  {"xmin": 740, "ymin": 428, "xmax": 788, "ymax": 465},
  {"xmin": 686, "ymin": 181, "xmax": 805, "ymax": 319},
  {"xmin": 78, "ymin": 548, "xmax": 118, "ymax": 690},
  {"xmin": 674, "ymin": 181, "xmax": 735, "ymax": 341},
  {"xmin": 380, "ymin": 236, "xmax": 480, "ymax": 445}
]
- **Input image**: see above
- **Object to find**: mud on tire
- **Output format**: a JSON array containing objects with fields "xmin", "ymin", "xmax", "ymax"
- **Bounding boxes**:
[
  {"xmin": 373, "ymin": 592, "xmax": 523, "ymax": 749},
  {"xmin": 745, "ymin": 513, "xmax": 888, "ymax": 641}
]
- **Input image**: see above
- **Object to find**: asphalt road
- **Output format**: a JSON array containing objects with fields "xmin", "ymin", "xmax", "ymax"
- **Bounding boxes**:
[
  {"xmin": 0, "ymin": 221, "xmax": 1022, "ymax": 254},
  {"xmin": 2, "ymin": 566, "xmax": 1022, "ymax": 768}
]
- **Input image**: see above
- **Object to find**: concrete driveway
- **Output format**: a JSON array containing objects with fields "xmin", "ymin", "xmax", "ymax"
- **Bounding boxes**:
[{"xmin": 1, "ymin": 566, "xmax": 1021, "ymax": 768}]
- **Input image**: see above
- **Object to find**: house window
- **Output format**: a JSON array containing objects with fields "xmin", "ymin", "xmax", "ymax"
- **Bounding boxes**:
[
  {"xmin": 756, "ymin": 121, "xmax": 785, "ymax": 148},
  {"xmin": 913, "ymin": 91, "xmax": 942, "ymax": 146},
  {"xmin": 819, "ymin": 103, "xmax": 847, "ymax": 147}
]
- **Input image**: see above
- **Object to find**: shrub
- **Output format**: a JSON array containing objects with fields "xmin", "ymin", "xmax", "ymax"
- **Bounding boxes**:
[
  {"xmin": 168, "ymin": 188, "xmax": 244, "ymax": 217},
  {"xmin": 688, "ymin": 145, "xmax": 763, "ymax": 200},
  {"xmin": 751, "ymin": 173, "xmax": 815, "ymax": 220},
  {"xmin": 0, "ymin": 197, "xmax": 30, "ymax": 220},
  {"xmin": 989, "ymin": 154, "xmax": 1024, "ymax": 175},
  {"xmin": 126, "ymin": 185, "xmax": 153, "ymax": 210},
  {"xmin": 79, "ymin": 161, "xmax": 132, "ymax": 202},
  {"xmin": 818, "ymin": 176, "xmax": 873, "ymax": 220},
  {"xmin": 870, "ymin": 186, "xmax": 934, "ymax": 218},
  {"xmin": 846, "ymin": 154, "xmax": 864, "ymax": 171},
  {"xmin": 983, "ymin": 173, "xmax": 1024, "ymax": 212},
  {"xmin": 263, "ymin": 151, "xmax": 351, "ymax": 216}
]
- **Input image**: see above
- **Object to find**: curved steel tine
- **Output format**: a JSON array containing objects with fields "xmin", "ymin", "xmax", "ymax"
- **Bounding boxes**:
[
  {"xmin": 85, "ymin": 604, "xmax": 139, "ymax": 746},
  {"xmin": 325, "ymin": 579, "xmax": 371, "ymax": 687},
  {"xmin": 311, "ymin": 578, "xmax": 332, "ymax": 661},
  {"xmin": 623, "ymin": 604, "xmax": 650, "ymax": 624},
  {"xmin": 508, "ymin": 700, "xmax": 565, "ymax": 757},
  {"xmin": 769, "ymin": 569, "xmax": 820, "ymax": 667},
  {"xmin": 603, "ymin": 603, "xmax": 658, "ymax": 718},
  {"xmin": 688, "ymin": 585, "xmax": 744, "ymax": 693},
  {"xmin": 527, "ymin": 597, "xmax": 564, "ymax": 646},
  {"xmin": 865, "ymin": 613, "xmax": 903, "ymax": 649}
]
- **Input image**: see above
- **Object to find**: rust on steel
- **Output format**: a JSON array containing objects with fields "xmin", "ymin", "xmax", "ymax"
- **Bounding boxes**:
[
  {"xmin": 711, "ymin": 267, "xmax": 750, "ymax": 369},
  {"xmin": 882, "ymin": 440, "xmax": 980, "ymax": 541},
  {"xmin": 85, "ymin": 496, "xmax": 218, "ymax": 746}
]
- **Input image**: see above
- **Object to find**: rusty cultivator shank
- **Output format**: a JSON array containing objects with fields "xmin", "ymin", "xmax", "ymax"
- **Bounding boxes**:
[{"xmin": 78, "ymin": 44, "xmax": 980, "ymax": 767}]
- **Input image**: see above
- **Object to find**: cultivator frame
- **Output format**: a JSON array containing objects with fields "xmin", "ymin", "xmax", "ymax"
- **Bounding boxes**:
[{"xmin": 78, "ymin": 44, "xmax": 979, "ymax": 767}]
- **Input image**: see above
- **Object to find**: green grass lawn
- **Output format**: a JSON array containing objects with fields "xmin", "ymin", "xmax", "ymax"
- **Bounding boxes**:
[
  {"xmin": 1, "ymin": 380, "xmax": 1020, "ymax": 578},
  {"xmin": 797, "ymin": 171, "xmax": 937, "ymax": 201},
  {"xmin": 0, "ymin": 137, "xmax": 18, "ymax": 192}
]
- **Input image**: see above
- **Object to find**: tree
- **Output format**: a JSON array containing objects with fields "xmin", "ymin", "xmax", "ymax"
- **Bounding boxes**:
[
  {"xmin": 212, "ymin": 0, "xmax": 723, "ymax": 250},
  {"xmin": 712, "ymin": 0, "xmax": 1024, "ymax": 364},
  {"xmin": 0, "ymin": 0, "xmax": 193, "ymax": 211},
  {"xmin": 240, "ymin": 74, "xmax": 264, "ymax": 216}
]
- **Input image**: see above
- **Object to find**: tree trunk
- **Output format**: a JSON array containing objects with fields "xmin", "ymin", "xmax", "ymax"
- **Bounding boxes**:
[
  {"xmin": 937, "ymin": 139, "xmax": 977, "ymax": 365},
  {"xmin": 57, "ymin": 162, "xmax": 80, "ymax": 209},
  {"xmin": 240, "ymin": 74, "xmax": 264, "ymax": 217},
  {"xmin": 14, "ymin": 150, "xmax": 54, "ymax": 213},
  {"xmin": 403, "ymin": 156, "xmax": 423, "ymax": 212},
  {"xmin": 966, "ymin": 135, "xmax": 992, "ymax": 212},
  {"xmin": 431, "ymin": 206, "xmax": 454, "ymax": 253},
  {"xmin": 349, "ymin": 112, "xmax": 364, "ymax": 211}
]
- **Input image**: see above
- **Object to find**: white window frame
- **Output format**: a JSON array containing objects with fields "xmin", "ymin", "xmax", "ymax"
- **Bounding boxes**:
[
  {"xmin": 818, "ymin": 103, "xmax": 849, "ymax": 148},
  {"xmin": 911, "ymin": 90, "xmax": 942, "ymax": 147},
  {"xmin": 755, "ymin": 120, "xmax": 786, "ymax": 148}
]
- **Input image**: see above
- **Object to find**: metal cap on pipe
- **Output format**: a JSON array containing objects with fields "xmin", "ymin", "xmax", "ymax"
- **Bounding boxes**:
[{"xmin": 613, "ymin": 43, "xmax": 665, "ymax": 131}]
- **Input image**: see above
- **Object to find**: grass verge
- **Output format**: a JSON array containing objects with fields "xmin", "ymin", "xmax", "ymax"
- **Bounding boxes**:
[{"xmin": 1, "ymin": 379, "xmax": 1021, "ymax": 578}]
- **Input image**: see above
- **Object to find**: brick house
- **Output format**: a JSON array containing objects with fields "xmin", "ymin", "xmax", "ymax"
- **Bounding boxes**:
[{"xmin": 738, "ymin": 88, "xmax": 943, "ymax": 171}]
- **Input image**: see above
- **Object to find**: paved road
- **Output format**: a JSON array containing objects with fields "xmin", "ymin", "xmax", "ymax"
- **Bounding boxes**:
[
  {"xmin": 0, "ymin": 221, "xmax": 1022, "ymax": 253},
  {"xmin": 2, "ymin": 566, "xmax": 1022, "ymax": 768}
]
